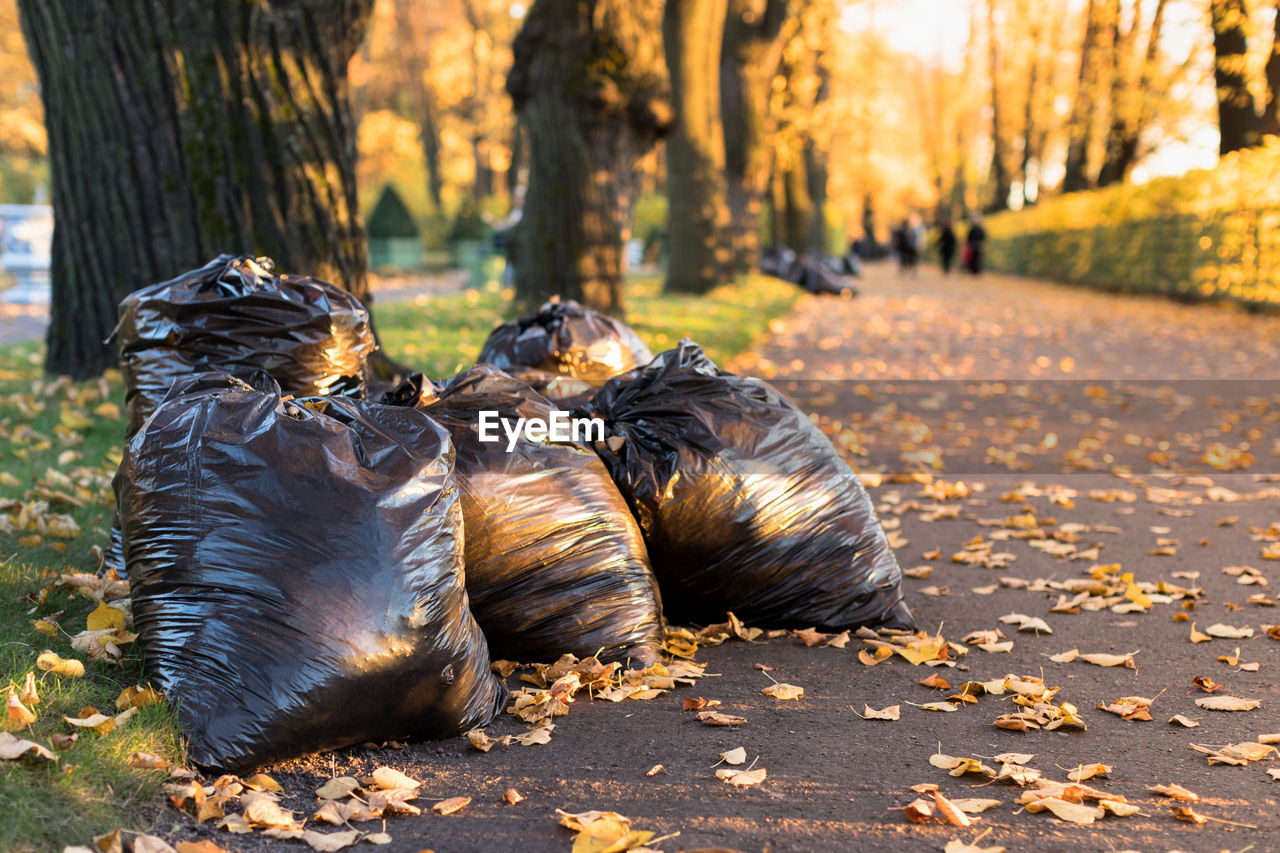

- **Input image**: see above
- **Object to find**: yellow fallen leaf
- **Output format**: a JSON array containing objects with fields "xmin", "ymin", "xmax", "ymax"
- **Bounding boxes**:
[
  {"xmin": 36, "ymin": 651, "xmax": 84, "ymax": 677},
  {"xmin": 1024, "ymin": 797, "xmax": 1103, "ymax": 824},
  {"xmin": 5, "ymin": 692, "xmax": 36, "ymax": 731},
  {"xmin": 1189, "ymin": 621, "xmax": 1212, "ymax": 643},
  {"xmin": 762, "ymin": 683, "xmax": 804, "ymax": 701},
  {"xmin": 243, "ymin": 796, "xmax": 296, "ymax": 828},
  {"xmin": 1148, "ymin": 782, "xmax": 1198, "ymax": 800},
  {"xmin": 129, "ymin": 751, "xmax": 170, "ymax": 770},
  {"xmin": 132, "ymin": 836, "xmax": 177, "ymax": 853},
  {"xmin": 1206, "ymin": 623, "xmax": 1254, "ymax": 639},
  {"xmin": 315, "ymin": 777, "xmax": 359, "ymax": 800},
  {"xmin": 719, "ymin": 746, "xmax": 747, "ymax": 766},
  {"xmin": 504, "ymin": 788, "xmax": 526, "ymax": 804},
  {"xmin": 948, "ymin": 798, "xmax": 1002, "ymax": 814},
  {"xmin": 1078, "ymin": 651, "xmax": 1138, "ymax": 667},
  {"xmin": 115, "ymin": 685, "xmax": 164, "ymax": 710},
  {"xmin": 368, "ymin": 767, "xmax": 420, "ymax": 790},
  {"xmin": 86, "ymin": 602, "xmax": 126, "ymax": 632},
  {"xmin": 243, "ymin": 773, "xmax": 283, "ymax": 793},
  {"xmin": 1066, "ymin": 762, "xmax": 1112, "ymax": 782},
  {"xmin": 1048, "ymin": 648, "xmax": 1079, "ymax": 663},
  {"xmin": 859, "ymin": 704, "xmax": 900, "ymax": 720},
  {"xmin": 432, "ymin": 796, "xmax": 471, "ymax": 815},
  {"xmin": 63, "ymin": 712, "xmax": 113, "ymax": 736},
  {"xmin": 1168, "ymin": 714, "xmax": 1200, "ymax": 727},
  {"xmin": 715, "ymin": 766, "xmax": 767, "ymax": 787}
]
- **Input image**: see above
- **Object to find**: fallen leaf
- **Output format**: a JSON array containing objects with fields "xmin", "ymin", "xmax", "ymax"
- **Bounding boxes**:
[
  {"xmin": 243, "ymin": 796, "xmax": 296, "ymax": 828},
  {"xmin": 1196, "ymin": 695, "xmax": 1261, "ymax": 711},
  {"xmin": 1189, "ymin": 622, "xmax": 1213, "ymax": 643},
  {"xmin": 696, "ymin": 711, "xmax": 746, "ymax": 726},
  {"xmin": 368, "ymin": 767, "xmax": 420, "ymax": 790},
  {"xmin": 300, "ymin": 830, "xmax": 360, "ymax": 852},
  {"xmin": 35, "ymin": 651, "xmax": 84, "ymax": 677},
  {"xmin": 1206, "ymin": 623, "xmax": 1254, "ymax": 639},
  {"xmin": 129, "ymin": 751, "xmax": 169, "ymax": 770},
  {"xmin": 86, "ymin": 602, "xmax": 126, "ymax": 632},
  {"xmin": 719, "ymin": 746, "xmax": 747, "ymax": 766},
  {"xmin": 715, "ymin": 766, "xmax": 767, "ymax": 787},
  {"xmin": 859, "ymin": 704, "xmax": 900, "ymax": 721},
  {"xmin": 948, "ymin": 798, "xmax": 1003, "ymax": 814},
  {"xmin": 0, "ymin": 731, "xmax": 55, "ymax": 760},
  {"xmin": 1148, "ymin": 782, "xmax": 1198, "ymax": 800},
  {"xmin": 1168, "ymin": 715, "xmax": 1201, "ymax": 727},
  {"xmin": 1023, "ymin": 797, "xmax": 1103, "ymax": 824},
  {"xmin": 6, "ymin": 692, "xmax": 36, "ymax": 730},
  {"xmin": 432, "ymin": 796, "xmax": 470, "ymax": 815},
  {"xmin": 63, "ymin": 712, "xmax": 113, "ymax": 736},
  {"xmin": 315, "ymin": 777, "xmax": 360, "ymax": 800},
  {"xmin": 504, "ymin": 787, "xmax": 525, "ymax": 804},
  {"xmin": 1173, "ymin": 805, "xmax": 1208, "ymax": 824},
  {"xmin": 761, "ymin": 683, "xmax": 804, "ymax": 701},
  {"xmin": 1048, "ymin": 649, "xmax": 1079, "ymax": 663},
  {"xmin": 1078, "ymin": 651, "xmax": 1138, "ymax": 668},
  {"xmin": 133, "ymin": 836, "xmax": 177, "ymax": 853},
  {"xmin": 243, "ymin": 773, "xmax": 283, "ymax": 793},
  {"xmin": 1066, "ymin": 763, "xmax": 1112, "ymax": 782}
]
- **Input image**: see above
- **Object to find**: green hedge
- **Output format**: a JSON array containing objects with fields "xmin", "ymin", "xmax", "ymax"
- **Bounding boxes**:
[{"xmin": 986, "ymin": 138, "xmax": 1280, "ymax": 308}]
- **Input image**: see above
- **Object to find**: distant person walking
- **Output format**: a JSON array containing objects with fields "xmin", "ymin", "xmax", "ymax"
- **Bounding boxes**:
[
  {"xmin": 936, "ymin": 220, "xmax": 957, "ymax": 274},
  {"xmin": 963, "ymin": 216, "xmax": 986, "ymax": 275},
  {"xmin": 894, "ymin": 214, "xmax": 924, "ymax": 276}
]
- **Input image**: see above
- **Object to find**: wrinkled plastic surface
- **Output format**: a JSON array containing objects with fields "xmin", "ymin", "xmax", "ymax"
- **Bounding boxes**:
[
  {"xmin": 394, "ymin": 366, "xmax": 663, "ymax": 665},
  {"xmin": 585, "ymin": 341, "xmax": 913, "ymax": 632},
  {"xmin": 113, "ymin": 254, "xmax": 375, "ymax": 438},
  {"xmin": 475, "ymin": 299, "xmax": 653, "ymax": 382},
  {"xmin": 115, "ymin": 373, "xmax": 506, "ymax": 774}
]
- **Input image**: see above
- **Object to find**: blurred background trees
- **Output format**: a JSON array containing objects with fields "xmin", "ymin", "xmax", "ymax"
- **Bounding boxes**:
[{"xmin": 7, "ymin": 0, "xmax": 1280, "ymax": 372}]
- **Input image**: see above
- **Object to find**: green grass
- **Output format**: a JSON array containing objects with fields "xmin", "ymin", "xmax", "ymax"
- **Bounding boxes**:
[
  {"xmin": 373, "ymin": 272, "xmax": 798, "ymax": 377},
  {"xmin": 0, "ymin": 272, "xmax": 797, "ymax": 851}
]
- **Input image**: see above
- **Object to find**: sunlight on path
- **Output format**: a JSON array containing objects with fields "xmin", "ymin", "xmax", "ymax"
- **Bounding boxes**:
[{"xmin": 734, "ymin": 263, "xmax": 1280, "ymax": 380}]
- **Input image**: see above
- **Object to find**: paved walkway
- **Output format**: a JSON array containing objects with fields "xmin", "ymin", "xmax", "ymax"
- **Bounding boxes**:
[{"xmin": 167, "ymin": 263, "xmax": 1280, "ymax": 853}]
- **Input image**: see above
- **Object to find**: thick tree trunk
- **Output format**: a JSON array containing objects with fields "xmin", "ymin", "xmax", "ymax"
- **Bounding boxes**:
[
  {"xmin": 507, "ymin": 0, "xmax": 670, "ymax": 315},
  {"xmin": 1062, "ymin": 0, "xmax": 1102, "ymax": 193},
  {"xmin": 1261, "ymin": 0, "xmax": 1280, "ymax": 138},
  {"xmin": 664, "ymin": 0, "xmax": 732, "ymax": 293},
  {"xmin": 780, "ymin": 159, "xmax": 812, "ymax": 252},
  {"xmin": 721, "ymin": 0, "xmax": 788, "ymax": 273},
  {"xmin": 1210, "ymin": 0, "xmax": 1260, "ymax": 155},
  {"xmin": 18, "ymin": 0, "xmax": 372, "ymax": 379}
]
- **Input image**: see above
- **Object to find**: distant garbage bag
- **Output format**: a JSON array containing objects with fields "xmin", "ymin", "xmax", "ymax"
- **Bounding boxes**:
[
  {"xmin": 475, "ymin": 299, "xmax": 653, "ymax": 382},
  {"xmin": 585, "ymin": 341, "xmax": 913, "ymax": 632},
  {"xmin": 113, "ymin": 254, "xmax": 376, "ymax": 439},
  {"xmin": 115, "ymin": 373, "xmax": 506, "ymax": 774},
  {"xmin": 390, "ymin": 366, "xmax": 663, "ymax": 665},
  {"xmin": 759, "ymin": 246, "xmax": 857, "ymax": 296}
]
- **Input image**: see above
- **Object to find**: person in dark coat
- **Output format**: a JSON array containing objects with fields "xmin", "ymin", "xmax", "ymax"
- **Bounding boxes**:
[
  {"xmin": 964, "ymin": 216, "xmax": 986, "ymax": 275},
  {"xmin": 936, "ymin": 220, "xmax": 957, "ymax": 274}
]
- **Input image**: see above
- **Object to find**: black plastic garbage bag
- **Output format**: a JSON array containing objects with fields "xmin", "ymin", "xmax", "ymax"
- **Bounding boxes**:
[
  {"xmin": 391, "ymin": 366, "xmax": 663, "ymax": 665},
  {"xmin": 475, "ymin": 299, "xmax": 653, "ymax": 382},
  {"xmin": 115, "ymin": 373, "xmax": 506, "ymax": 774},
  {"xmin": 585, "ymin": 341, "xmax": 913, "ymax": 632},
  {"xmin": 113, "ymin": 254, "xmax": 376, "ymax": 438}
]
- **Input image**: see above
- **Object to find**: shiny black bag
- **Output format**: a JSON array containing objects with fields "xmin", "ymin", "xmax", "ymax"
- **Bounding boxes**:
[
  {"xmin": 586, "ymin": 341, "xmax": 914, "ymax": 632},
  {"xmin": 115, "ymin": 373, "xmax": 506, "ymax": 774},
  {"xmin": 393, "ymin": 366, "xmax": 663, "ymax": 665},
  {"xmin": 113, "ymin": 254, "xmax": 375, "ymax": 438},
  {"xmin": 475, "ymin": 299, "xmax": 652, "ymax": 382}
]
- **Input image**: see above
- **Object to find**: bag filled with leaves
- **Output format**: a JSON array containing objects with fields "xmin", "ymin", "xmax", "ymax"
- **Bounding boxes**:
[
  {"xmin": 475, "ymin": 299, "xmax": 653, "ymax": 383},
  {"xmin": 113, "ymin": 254, "xmax": 375, "ymax": 439},
  {"xmin": 115, "ymin": 372, "xmax": 506, "ymax": 774},
  {"xmin": 387, "ymin": 366, "xmax": 664, "ymax": 665},
  {"xmin": 584, "ymin": 340, "xmax": 914, "ymax": 632}
]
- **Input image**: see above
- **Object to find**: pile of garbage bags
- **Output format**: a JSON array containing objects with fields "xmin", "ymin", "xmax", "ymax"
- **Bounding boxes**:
[
  {"xmin": 759, "ymin": 245, "xmax": 859, "ymax": 296},
  {"xmin": 110, "ymin": 256, "xmax": 912, "ymax": 774}
]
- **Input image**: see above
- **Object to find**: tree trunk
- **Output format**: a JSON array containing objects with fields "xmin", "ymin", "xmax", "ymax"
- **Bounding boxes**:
[
  {"xmin": 1062, "ymin": 0, "xmax": 1102, "ymax": 192},
  {"xmin": 1210, "ymin": 0, "xmax": 1260, "ymax": 155},
  {"xmin": 1017, "ymin": 7, "xmax": 1044, "ymax": 206},
  {"xmin": 507, "ymin": 0, "xmax": 671, "ymax": 315},
  {"xmin": 664, "ymin": 0, "xmax": 732, "ymax": 293},
  {"xmin": 19, "ymin": 0, "xmax": 372, "ymax": 379},
  {"xmin": 721, "ymin": 0, "xmax": 788, "ymax": 273},
  {"xmin": 1261, "ymin": 0, "xmax": 1280, "ymax": 138},
  {"xmin": 985, "ymin": 0, "xmax": 1011, "ymax": 212},
  {"xmin": 781, "ymin": 159, "xmax": 812, "ymax": 252},
  {"xmin": 1099, "ymin": 0, "xmax": 1166, "ymax": 184}
]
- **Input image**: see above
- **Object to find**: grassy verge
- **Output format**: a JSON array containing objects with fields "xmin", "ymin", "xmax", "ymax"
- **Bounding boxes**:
[
  {"xmin": 0, "ymin": 272, "xmax": 797, "ymax": 851},
  {"xmin": 373, "ymin": 272, "xmax": 798, "ymax": 377}
]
